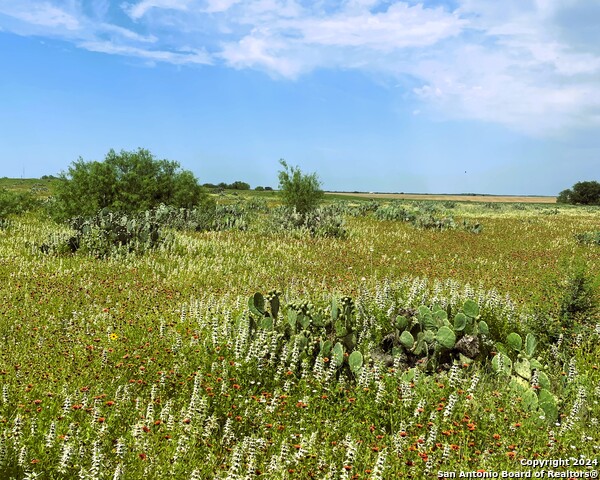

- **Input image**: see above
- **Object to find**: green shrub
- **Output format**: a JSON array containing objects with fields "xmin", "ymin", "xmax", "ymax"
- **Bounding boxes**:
[
  {"xmin": 557, "ymin": 180, "xmax": 600, "ymax": 205},
  {"xmin": 52, "ymin": 148, "xmax": 209, "ymax": 221},
  {"xmin": 0, "ymin": 188, "xmax": 41, "ymax": 217},
  {"xmin": 277, "ymin": 160, "xmax": 323, "ymax": 215},
  {"xmin": 414, "ymin": 201, "xmax": 439, "ymax": 214},
  {"xmin": 575, "ymin": 231, "xmax": 600, "ymax": 246},
  {"xmin": 558, "ymin": 265, "xmax": 598, "ymax": 331}
]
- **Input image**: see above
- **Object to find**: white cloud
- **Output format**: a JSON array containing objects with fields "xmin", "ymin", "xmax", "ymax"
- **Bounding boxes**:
[
  {"xmin": 79, "ymin": 40, "xmax": 211, "ymax": 64},
  {"xmin": 0, "ymin": 2, "xmax": 81, "ymax": 30},
  {"xmin": 219, "ymin": 1, "xmax": 465, "ymax": 77},
  {"xmin": 99, "ymin": 23, "xmax": 157, "ymax": 43},
  {"xmin": 1, "ymin": 0, "xmax": 599, "ymax": 134},
  {"xmin": 424, "ymin": 0, "xmax": 600, "ymax": 134},
  {"xmin": 220, "ymin": 32, "xmax": 309, "ymax": 78},
  {"xmin": 123, "ymin": 0, "xmax": 194, "ymax": 20},
  {"xmin": 204, "ymin": 0, "xmax": 240, "ymax": 13},
  {"xmin": 287, "ymin": 3, "xmax": 465, "ymax": 51}
]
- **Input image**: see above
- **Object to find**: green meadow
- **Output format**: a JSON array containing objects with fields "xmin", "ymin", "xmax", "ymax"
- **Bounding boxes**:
[{"xmin": 1, "ymin": 184, "xmax": 599, "ymax": 479}]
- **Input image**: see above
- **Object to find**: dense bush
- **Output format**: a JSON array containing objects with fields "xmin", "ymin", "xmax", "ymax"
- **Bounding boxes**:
[
  {"xmin": 278, "ymin": 159, "xmax": 323, "ymax": 215},
  {"xmin": 204, "ymin": 181, "xmax": 251, "ymax": 190},
  {"xmin": 0, "ymin": 188, "xmax": 41, "ymax": 217},
  {"xmin": 52, "ymin": 148, "xmax": 209, "ymax": 220},
  {"xmin": 558, "ymin": 265, "xmax": 598, "ymax": 331},
  {"xmin": 557, "ymin": 180, "xmax": 600, "ymax": 205}
]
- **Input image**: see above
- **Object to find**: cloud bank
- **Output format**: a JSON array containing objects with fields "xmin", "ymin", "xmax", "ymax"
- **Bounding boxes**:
[{"xmin": 1, "ymin": 0, "xmax": 599, "ymax": 134}]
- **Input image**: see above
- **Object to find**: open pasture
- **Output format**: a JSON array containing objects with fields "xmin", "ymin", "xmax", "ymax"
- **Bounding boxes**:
[
  {"xmin": 0, "ymin": 198, "xmax": 599, "ymax": 479},
  {"xmin": 326, "ymin": 192, "xmax": 557, "ymax": 204}
]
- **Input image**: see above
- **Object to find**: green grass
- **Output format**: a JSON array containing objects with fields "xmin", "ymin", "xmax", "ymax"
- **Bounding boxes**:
[
  {"xmin": 0, "ymin": 178, "xmax": 59, "ymax": 198},
  {"xmin": 0, "ymin": 199, "xmax": 599, "ymax": 479}
]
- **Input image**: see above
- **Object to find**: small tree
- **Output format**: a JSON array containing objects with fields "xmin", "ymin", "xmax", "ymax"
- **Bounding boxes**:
[
  {"xmin": 277, "ymin": 159, "xmax": 324, "ymax": 215},
  {"xmin": 53, "ymin": 148, "xmax": 208, "ymax": 220},
  {"xmin": 557, "ymin": 181, "xmax": 600, "ymax": 205},
  {"xmin": 229, "ymin": 181, "xmax": 251, "ymax": 190}
]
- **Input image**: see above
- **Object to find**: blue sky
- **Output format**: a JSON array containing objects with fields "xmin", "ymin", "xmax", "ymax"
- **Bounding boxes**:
[{"xmin": 1, "ymin": 0, "xmax": 599, "ymax": 194}]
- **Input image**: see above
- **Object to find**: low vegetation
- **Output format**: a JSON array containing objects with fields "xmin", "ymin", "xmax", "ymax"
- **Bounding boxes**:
[{"xmin": 0, "ymin": 170, "xmax": 599, "ymax": 479}]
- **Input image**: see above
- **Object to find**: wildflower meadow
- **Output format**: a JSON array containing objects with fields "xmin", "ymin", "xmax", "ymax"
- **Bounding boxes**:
[{"xmin": 1, "ymin": 190, "xmax": 599, "ymax": 479}]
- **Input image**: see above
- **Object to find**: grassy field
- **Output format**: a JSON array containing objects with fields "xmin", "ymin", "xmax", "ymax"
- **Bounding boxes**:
[
  {"xmin": 0, "ymin": 191, "xmax": 599, "ymax": 479},
  {"xmin": 1, "ymin": 178, "xmax": 557, "ymax": 204},
  {"xmin": 327, "ymin": 192, "xmax": 557, "ymax": 204},
  {"xmin": 0, "ymin": 178, "xmax": 58, "ymax": 198}
]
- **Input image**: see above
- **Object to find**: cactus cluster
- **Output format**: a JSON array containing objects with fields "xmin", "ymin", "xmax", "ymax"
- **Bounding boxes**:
[
  {"xmin": 39, "ymin": 200, "xmax": 256, "ymax": 257},
  {"xmin": 152, "ymin": 201, "xmax": 249, "ymax": 232},
  {"xmin": 492, "ymin": 332, "xmax": 558, "ymax": 424},
  {"xmin": 575, "ymin": 231, "xmax": 600, "ymax": 246},
  {"xmin": 267, "ymin": 205, "xmax": 347, "ymax": 238},
  {"xmin": 40, "ymin": 208, "xmax": 165, "ymax": 257},
  {"xmin": 247, "ymin": 293, "xmax": 497, "ymax": 379},
  {"xmin": 247, "ymin": 292, "xmax": 363, "ymax": 378},
  {"xmin": 373, "ymin": 203, "xmax": 415, "ymax": 222},
  {"xmin": 368, "ymin": 200, "xmax": 482, "ymax": 233},
  {"xmin": 390, "ymin": 299, "xmax": 490, "ymax": 370}
]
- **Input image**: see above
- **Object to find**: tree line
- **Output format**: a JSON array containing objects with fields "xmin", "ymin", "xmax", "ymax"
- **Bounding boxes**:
[
  {"xmin": 202, "ymin": 181, "xmax": 273, "ymax": 191},
  {"xmin": 557, "ymin": 181, "xmax": 600, "ymax": 206}
]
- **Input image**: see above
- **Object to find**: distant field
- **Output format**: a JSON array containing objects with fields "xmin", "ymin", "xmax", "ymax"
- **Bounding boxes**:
[
  {"xmin": 2, "ymin": 179, "xmax": 558, "ymax": 204},
  {"xmin": 0, "ymin": 177, "xmax": 58, "ymax": 197},
  {"xmin": 327, "ymin": 191, "xmax": 557, "ymax": 203}
]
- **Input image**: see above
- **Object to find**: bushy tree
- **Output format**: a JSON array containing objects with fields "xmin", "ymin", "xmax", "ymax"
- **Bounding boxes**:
[
  {"xmin": 229, "ymin": 181, "xmax": 251, "ymax": 190},
  {"xmin": 53, "ymin": 148, "xmax": 208, "ymax": 220},
  {"xmin": 557, "ymin": 181, "xmax": 600, "ymax": 205},
  {"xmin": 277, "ymin": 159, "xmax": 324, "ymax": 215}
]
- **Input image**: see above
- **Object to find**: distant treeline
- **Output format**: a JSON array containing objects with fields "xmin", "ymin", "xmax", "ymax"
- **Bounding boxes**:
[
  {"xmin": 41, "ymin": 175, "xmax": 272, "ymax": 192},
  {"xmin": 202, "ymin": 181, "xmax": 273, "ymax": 191}
]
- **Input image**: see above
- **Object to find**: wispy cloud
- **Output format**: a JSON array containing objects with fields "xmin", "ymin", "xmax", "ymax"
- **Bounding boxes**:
[
  {"xmin": 122, "ymin": 0, "xmax": 194, "ymax": 20},
  {"xmin": 79, "ymin": 40, "xmax": 210, "ymax": 64},
  {"xmin": 1, "ymin": 0, "xmax": 599, "ymax": 134},
  {"xmin": 288, "ymin": 3, "xmax": 465, "ymax": 50},
  {"xmin": 0, "ymin": 2, "xmax": 81, "ymax": 30}
]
